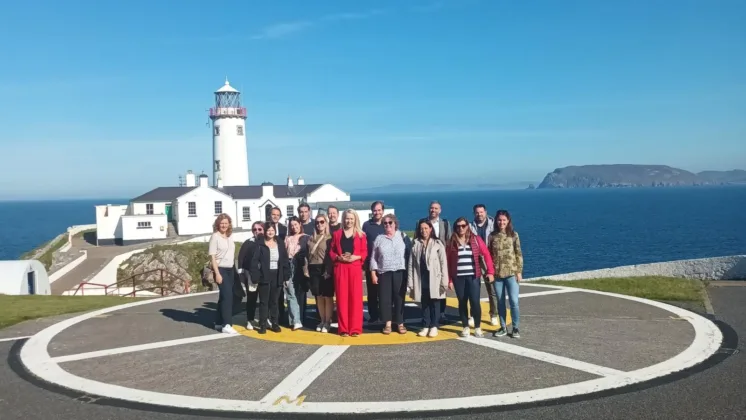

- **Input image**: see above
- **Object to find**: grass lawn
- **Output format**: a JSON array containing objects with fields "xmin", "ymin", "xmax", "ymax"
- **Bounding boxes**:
[
  {"xmin": 0, "ymin": 295, "xmax": 135, "ymax": 330},
  {"xmin": 532, "ymin": 276, "xmax": 705, "ymax": 302}
]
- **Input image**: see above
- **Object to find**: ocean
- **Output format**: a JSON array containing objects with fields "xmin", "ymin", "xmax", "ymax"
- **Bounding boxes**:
[{"xmin": 2, "ymin": 187, "xmax": 745, "ymax": 278}]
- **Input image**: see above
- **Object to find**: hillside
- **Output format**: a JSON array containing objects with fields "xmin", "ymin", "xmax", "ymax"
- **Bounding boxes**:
[
  {"xmin": 353, "ymin": 182, "xmax": 533, "ymax": 194},
  {"xmin": 537, "ymin": 165, "xmax": 745, "ymax": 189}
]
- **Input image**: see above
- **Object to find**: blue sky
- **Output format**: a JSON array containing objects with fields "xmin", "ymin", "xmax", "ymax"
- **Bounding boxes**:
[{"xmin": 0, "ymin": 0, "xmax": 744, "ymax": 199}]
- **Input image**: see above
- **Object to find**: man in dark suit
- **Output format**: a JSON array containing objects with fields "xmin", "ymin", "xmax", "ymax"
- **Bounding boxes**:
[
  {"xmin": 237, "ymin": 221, "xmax": 264, "ymax": 330},
  {"xmin": 415, "ymin": 200, "xmax": 452, "ymax": 323}
]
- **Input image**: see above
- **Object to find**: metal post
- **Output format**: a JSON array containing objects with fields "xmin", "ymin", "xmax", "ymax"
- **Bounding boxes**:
[{"xmin": 160, "ymin": 270, "xmax": 164, "ymax": 296}]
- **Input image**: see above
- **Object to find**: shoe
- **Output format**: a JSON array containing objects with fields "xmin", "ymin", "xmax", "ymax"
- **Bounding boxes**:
[
  {"xmin": 490, "ymin": 316, "xmax": 499, "ymax": 326},
  {"xmin": 321, "ymin": 322, "xmax": 329, "ymax": 333},
  {"xmin": 493, "ymin": 328, "xmax": 507, "ymax": 337},
  {"xmin": 474, "ymin": 327, "xmax": 484, "ymax": 338},
  {"xmin": 428, "ymin": 327, "xmax": 438, "ymax": 338},
  {"xmin": 351, "ymin": 332, "xmax": 359, "ymax": 337},
  {"xmin": 258, "ymin": 326, "xmax": 267, "ymax": 334},
  {"xmin": 468, "ymin": 317, "xmax": 475, "ymax": 328},
  {"xmin": 316, "ymin": 323, "xmax": 322, "ymax": 332},
  {"xmin": 270, "ymin": 324, "xmax": 282, "ymax": 333},
  {"xmin": 340, "ymin": 333, "xmax": 349, "ymax": 337},
  {"xmin": 418, "ymin": 328, "xmax": 429, "ymax": 337},
  {"xmin": 214, "ymin": 324, "xmax": 223, "ymax": 331},
  {"xmin": 246, "ymin": 321, "xmax": 254, "ymax": 331},
  {"xmin": 512, "ymin": 328, "xmax": 520, "ymax": 338},
  {"xmin": 460, "ymin": 327, "xmax": 470, "ymax": 337},
  {"xmin": 221, "ymin": 325, "xmax": 239, "ymax": 335},
  {"xmin": 293, "ymin": 323, "xmax": 303, "ymax": 331}
]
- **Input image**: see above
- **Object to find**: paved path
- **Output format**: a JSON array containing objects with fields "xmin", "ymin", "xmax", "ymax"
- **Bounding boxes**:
[
  {"xmin": 3, "ymin": 282, "xmax": 740, "ymax": 419},
  {"xmin": 50, "ymin": 235, "xmax": 200, "ymax": 295}
]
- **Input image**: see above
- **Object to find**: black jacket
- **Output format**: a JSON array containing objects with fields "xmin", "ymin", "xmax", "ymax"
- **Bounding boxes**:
[
  {"xmin": 249, "ymin": 238, "xmax": 291, "ymax": 286},
  {"xmin": 237, "ymin": 238, "xmax": 258, "ymax": 286}
]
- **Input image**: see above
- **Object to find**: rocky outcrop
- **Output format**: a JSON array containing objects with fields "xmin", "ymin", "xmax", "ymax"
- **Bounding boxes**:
[
  {"xmin": 537, "ymin": 165, "xmax": 745, "ymax": 189},
  {"xmin": 527, "ymin": 255, "xmax": 746, "ymax": 281},
  {"xmin": 117, "ymin": 243, "xmax": 211, "ymax": 294}
]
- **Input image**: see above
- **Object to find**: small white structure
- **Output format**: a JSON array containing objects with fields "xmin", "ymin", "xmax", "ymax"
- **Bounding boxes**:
[
  {"xmin": 211, "ymin": 79, "xmax": 250, "ymax": 187},
  {"xmin": 0, "ymin": 260, "xmax": 50, "ymax": 295}
]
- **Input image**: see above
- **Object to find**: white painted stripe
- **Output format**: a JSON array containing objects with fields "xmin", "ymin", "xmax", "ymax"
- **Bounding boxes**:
[
  {"xmin": 18, "ymin": 285, "xmax": 723, "ymax": 414},
  {"xmin": 479, "ymin": 289, "xmax": 578, "ymax": 301},
  {"xmin": 259, "ymin": 345, "xmax": 349, "ymax": 404},
  {"xmin": 460, "ymin": 336, "xmax": 628, "ymax": 377},
  {"xmin": 52, "ymin": 333, "xmax": 238, "ymax": 363},
  {"xmin": 0, "ymin": 335, "xmax": 31, "ymax": 343}
]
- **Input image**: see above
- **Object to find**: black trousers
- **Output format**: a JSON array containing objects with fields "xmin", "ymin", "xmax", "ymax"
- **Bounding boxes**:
[
  {"xmin": 215, "ymin": 267, "xmax": 234, "ymax": 326},
  {"xmin": 378, "ymin": 270, "xmax": 406, "ymax": 325},
  {"xmin": 259, "ymin": 270, "xmax": 282, "ymax": 326},
  {"xmin": 365, "ymin": 268, "xmax": 380, "ymax": 321},
  {"xmin": 246, "ymin": 288, "xmax": 259, "ymax": 323}
]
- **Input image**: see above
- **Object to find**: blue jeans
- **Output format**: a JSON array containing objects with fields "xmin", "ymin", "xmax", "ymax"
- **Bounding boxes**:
[
  {"xmin": 494, "ymin": 275, "xmax": 520, "ymax": 330},
  {"xmin": 285, "ymin": 261, "xmax": 301, "ymax": 325}
]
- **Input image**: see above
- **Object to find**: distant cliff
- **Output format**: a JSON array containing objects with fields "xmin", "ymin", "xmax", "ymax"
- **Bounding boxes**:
[{"xmin": 537, "ymin": 165, "xmax": 746, "ymax": 189}]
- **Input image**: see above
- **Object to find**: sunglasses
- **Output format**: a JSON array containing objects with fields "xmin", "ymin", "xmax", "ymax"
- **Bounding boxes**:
[
  {"xmin": 315, "ymin": 221, "xmax": 325, "ymax": 224},
  {"xmin": 383, "ymin": 221, "xmax": 395, "ymax": 225},
  {"xmin": 456, "ymin": 224, "xmax": 468, "ymax": 228}
]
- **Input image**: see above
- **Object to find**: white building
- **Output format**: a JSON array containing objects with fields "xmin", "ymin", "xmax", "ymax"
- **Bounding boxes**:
[
  {"xmin": 94, "ymin": 79, "xmax": 386, "ymax": 245},
  {"xmin": 0, "ymin": 260, "xmax": 51, "ymax": 295}
]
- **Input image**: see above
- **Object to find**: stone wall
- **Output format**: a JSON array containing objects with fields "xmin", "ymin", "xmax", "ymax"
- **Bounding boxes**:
[{"xmin": 527, "ymin": 254, "xmax": 746, "ymax": 282}]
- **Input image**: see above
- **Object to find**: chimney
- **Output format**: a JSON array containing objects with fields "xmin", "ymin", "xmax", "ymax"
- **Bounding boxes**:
[
  {"xmin": 217, "ymin": 176, "xmax": 224, "ymax": 189},
  {"xmin": 261, "ymin": 182, "xmax": 273, "ymax": 198},
  {"xmin": 287, "ymin": 175, "xmax": 294, "ymax": 187},
  {"xmin": 185, "ymin": 170, "xmax": 196, "ymax": 187},
  {"xmin": 297, "ymin": 176, "xmax": 305, "ymax": 185},
  {"xmin": 199, "ymin": 173, "xmax": 208, "ymax": 187}
]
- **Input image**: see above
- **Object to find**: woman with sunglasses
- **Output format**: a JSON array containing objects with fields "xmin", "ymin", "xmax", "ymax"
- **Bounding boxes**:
[
  {"xmin": 487, "ymin": 209, "xmax": 524, "ymax": 338},
  {"xmin": 369, "ymin": 213, "xmax": 410, "ymax": 335},
  {"xmin": 307, "ymin": 213, "xmax": 334, "ymax": 333},
  {"xmin": 446, "ymin": 216, "xmax": 494, "ymax": 337}
]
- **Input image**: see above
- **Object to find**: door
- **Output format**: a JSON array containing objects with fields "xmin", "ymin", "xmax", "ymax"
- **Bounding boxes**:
[
  {"xmin": 264, "ymin": 204, "xmax": 272, "ymax": 221},
  {"xmin": 165, "ymin": 204, "xmax": 173, "ymax": 222},
  {"xmin": 27, "ymin": 271, "xmax": 36, "ymax": 295}
]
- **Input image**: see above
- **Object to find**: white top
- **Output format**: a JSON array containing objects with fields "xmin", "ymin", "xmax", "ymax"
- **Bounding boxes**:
[
  {"xmin": 269, "ymin": 246, "xmax": 279, "ymax": 270},
  {"xmin": 209, "ymin": 232, "xmax": 235, "ymax": 268}
]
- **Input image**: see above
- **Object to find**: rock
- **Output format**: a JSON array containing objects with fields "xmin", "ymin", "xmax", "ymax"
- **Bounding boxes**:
[{"xmin": 117, "ymin": 244, "xmax": 211, "ymax": 294}]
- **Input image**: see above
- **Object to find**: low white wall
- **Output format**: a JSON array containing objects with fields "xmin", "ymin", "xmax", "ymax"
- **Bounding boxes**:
[
  {"xmin": 49, "ymin": 250, "xmax": 87, "ymax": 284},
  {"xmin": 59, "ymin": 224, "xmax": 97, "ymax": 252},
  {"xmin": 528, "ymin": 255, "xmax": 746, "ymax": 282}
]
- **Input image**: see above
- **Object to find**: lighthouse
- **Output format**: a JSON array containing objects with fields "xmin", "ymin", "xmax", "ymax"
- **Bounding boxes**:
[{"xmin": 209, "ymin": 79, "xmax": 250, "ymax": 187}]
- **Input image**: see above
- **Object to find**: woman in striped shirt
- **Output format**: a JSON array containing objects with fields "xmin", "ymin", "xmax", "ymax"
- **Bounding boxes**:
[{"xmin": 446, "ymin": 216, "xmax": 494, "ymax": 337}]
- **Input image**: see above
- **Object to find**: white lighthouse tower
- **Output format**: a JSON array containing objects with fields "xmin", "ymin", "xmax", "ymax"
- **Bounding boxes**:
[{"xmin": 210, "ymin": 79, "xmax": 250, "ymax": 187}]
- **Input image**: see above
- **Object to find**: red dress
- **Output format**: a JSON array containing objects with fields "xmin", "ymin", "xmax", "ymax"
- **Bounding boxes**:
[{"xmin": 329, "ymin": 229, "xmax": 368, "ymax": 335}]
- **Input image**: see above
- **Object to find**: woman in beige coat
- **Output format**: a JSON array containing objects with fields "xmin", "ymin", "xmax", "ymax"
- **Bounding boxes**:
[{"xmin": 407, "ymin": 220, "xmax": 449, "ymax": 338}]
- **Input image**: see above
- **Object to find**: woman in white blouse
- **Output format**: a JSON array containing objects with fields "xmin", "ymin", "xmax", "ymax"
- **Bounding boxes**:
[
  {"xmin": 370, "ymin": 214, "xmax": 411, "ymax": 335},
  {"xmin": 209, "ymin": 214, "xmax": 237, "ymax": 335}
]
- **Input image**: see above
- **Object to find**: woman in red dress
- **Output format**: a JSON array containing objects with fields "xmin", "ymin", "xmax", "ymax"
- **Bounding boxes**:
[{"xmin": 329, "ymin": 209, "xmax": 368, "ymax": 337}]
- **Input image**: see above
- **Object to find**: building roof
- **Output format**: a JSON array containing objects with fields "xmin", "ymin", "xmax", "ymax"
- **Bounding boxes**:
[
  {"xmin": 216, "ymin": 80, "xmax": 238, "ymax": 93},
  {"xmin": 130, "ymin": 184, "xmax": 325, "ymax": 203},
  {"xmin": 130, "ymin": 187, "xmax": 195, "ymax": 203},
  {"xmin": 311, "ymin": 200, "xmax": 391, "ymax": 211}
]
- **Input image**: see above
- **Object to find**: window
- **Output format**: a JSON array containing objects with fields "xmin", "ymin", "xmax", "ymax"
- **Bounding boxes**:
[
  {"xmin": 242, "ymin": 206, "xmax": 251, "ymax": 221},
  {"xmin": 214, "ymin": 201, "xmax": 222, "ymax": 215},
  {"xmin": 188, "ymin": 202, "xmax": 196, "ymax": 217},
  {"xmin": 286, "ymin": 205, "xmax": 294, "ymax": 217},
  {"xmin": 214, "ymin": 126, "xmax": 220, "ymax": 136},
  {"xmin": 237, "ymin": 125, "xmax": 244, "ymax": 135},
  {"xmin": 137, "ymin": 221, "xmax": 152, "ymax": 229},
  {"xmin": 146, "ymin": 204, "xmax": 154, "ymax": 215}
]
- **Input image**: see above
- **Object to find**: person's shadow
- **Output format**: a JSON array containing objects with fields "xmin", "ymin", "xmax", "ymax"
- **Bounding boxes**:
[
  {"xmin": 160, "ymin": 302, "xmax": 219, "ymax": 329},
  {"xmin": 160, "ymin": 300, "xmax": 248, "ymax": 329}
]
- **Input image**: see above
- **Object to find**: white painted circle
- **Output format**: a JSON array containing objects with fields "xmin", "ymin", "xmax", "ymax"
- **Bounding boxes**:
[{"xmin": 19, "ymin": 286, "xmax": 723, "ymax": 414}]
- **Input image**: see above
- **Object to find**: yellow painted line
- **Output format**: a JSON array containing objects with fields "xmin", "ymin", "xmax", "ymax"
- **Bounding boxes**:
[{"xmin": 235, "ymin": 297, "xmax": 511, "ymax": 346}]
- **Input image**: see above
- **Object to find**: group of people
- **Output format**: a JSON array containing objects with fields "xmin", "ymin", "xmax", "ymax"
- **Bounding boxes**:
[{"xmin": 207, "ymin": 200, "xmax": 524, "ymax": 340}]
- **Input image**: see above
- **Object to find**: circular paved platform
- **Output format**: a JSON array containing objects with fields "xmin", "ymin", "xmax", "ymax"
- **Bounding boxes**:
[{"xmin": 19, "ymin": 283, "xmax": 722, "ymax": 417}]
